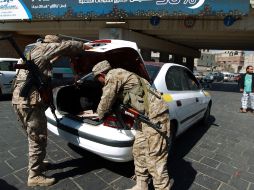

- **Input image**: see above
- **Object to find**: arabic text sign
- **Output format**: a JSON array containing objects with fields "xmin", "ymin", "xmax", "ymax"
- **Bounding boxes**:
[{"xmin": 0, "ymin": 0, "xmax": 250, "ymax": 20}]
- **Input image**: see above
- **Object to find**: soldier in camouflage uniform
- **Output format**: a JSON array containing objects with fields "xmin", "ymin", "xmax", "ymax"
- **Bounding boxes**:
[
  {"xmin": 12, "ymin": 35, "xmax": 92, "ymax": 187},
  {"xmin": 92, "ymin": 60, "xmax": 171, "ymax": 190}
]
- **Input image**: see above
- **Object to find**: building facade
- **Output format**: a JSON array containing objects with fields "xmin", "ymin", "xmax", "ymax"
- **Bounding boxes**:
[
  {"xmin": 241, "ymin": 53, "xmax": 254, "ymax": 73},
  {"xmin": 195, "ymin": 50, "xmax": 216, "ymax": 72},
  {"xmin": 215, "ymin": 51, "xmax": 244, "ymax": 73}
]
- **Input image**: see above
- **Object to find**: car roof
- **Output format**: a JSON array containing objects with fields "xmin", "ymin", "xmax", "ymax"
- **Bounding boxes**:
[{"xmin": 144, "ymin": 62, "xmax": 191, "ymax": 70}]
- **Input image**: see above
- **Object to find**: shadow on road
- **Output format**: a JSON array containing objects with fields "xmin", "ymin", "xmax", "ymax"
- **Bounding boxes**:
[
  {"xmin": 0, "ymin": 94, "xmax": 12, "ymax": 101},
  {"xmin": 0, "ymin": 179, "xmax": 18, "ymax": 190},
  {"xmin": 50, "ymin": 116, "xmax": 216, "ymax": 190},
  {"xmin": 50, "ymin": 143, "xmax": 134, "ymax": 181},
  {"xmin": 167, "ymin": 115, "xmax": 216, "ymax": 190}
]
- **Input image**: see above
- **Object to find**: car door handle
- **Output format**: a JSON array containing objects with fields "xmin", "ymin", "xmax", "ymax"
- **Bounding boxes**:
[
  {"xmin": 196, "ymin": 98, "xmax": 199, "ymax": 102},
  {"xmin": 176, "ymin": 100, "xmax": 182, "ymax": 107}
]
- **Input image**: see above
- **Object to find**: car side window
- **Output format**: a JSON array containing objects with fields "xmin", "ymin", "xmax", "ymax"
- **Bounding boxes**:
[
  {"xmin": 0, "ymin": 61, "xmax": 15, "ymax": 71},
  {"xmin": 183, "ymin": 69, "xmax": 200, "ymax": 90},
  {"xmin": 165, "ymin": 66, "xmax": 187, "ymax": 91}
]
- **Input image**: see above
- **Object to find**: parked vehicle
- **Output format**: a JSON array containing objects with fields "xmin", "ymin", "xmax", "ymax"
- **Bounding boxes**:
[
  {"xmin": 46, "ymin": 39, "xmax": 212, "ymax": 162},
  {"xmin": 0, "ymin": 58, "xmax": 19, "ymax": 96},
  {"xmin": 232, "ymin": 73, "xmax": 240, "ymax": 82},
  {"xmin": 212, "ymin": 72, "xmax": 224, "ymax": 82},
  {"xmin": 202, "ymin": 73, "xmax": 214, "ymax": 83},
  {"xmin": 222, "ymin": 72, "xmax": 234, "ymax": 82},
  {"xmin": 193, "ymin": 71, "xmax": 204, "ymax": 81}
]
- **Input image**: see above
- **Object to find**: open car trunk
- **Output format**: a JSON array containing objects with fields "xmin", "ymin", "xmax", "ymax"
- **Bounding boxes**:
[
  {"xmin": 54, "ymin": 45, "xmax": 147, "ymax": 128},
  {"xmin": 55, "ymin": 77, "xmax": 134, "ymax": 129},
  {"xmin": 55, "ymin": 75, "xmax": 102, "ymax": 115},
  {"xmin": 54, "ymin": 75, "xmax": 105, "ymax": 125}
]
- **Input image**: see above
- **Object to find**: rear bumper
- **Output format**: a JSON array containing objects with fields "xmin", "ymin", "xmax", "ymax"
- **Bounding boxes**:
[{"xmin": 46, "ymin": 115, "xmax": 134, "ymax": 162}]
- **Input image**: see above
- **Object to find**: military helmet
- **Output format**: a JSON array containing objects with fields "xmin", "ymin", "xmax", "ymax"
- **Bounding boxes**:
[
  {"xmin": 44, "ymin": 35, "xmax": 62, "ymax": 43},
  {"xmin": 92, "ymin": 60, "xmax": 112, "ymax": 77}
]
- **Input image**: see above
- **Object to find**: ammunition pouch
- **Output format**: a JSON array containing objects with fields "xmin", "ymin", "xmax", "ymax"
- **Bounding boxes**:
[{"xmin": 122, "ymin": 86, "xmax": 145, "ymax": 114}]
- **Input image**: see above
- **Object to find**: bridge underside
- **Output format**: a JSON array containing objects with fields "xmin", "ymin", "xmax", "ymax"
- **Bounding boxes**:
[{"xmin": 0, "ymin": 9, "xmax": 254, "ymax": 69}]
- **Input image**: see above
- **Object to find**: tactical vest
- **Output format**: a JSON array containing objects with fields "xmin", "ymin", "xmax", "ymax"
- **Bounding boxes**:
[{"xmin": 122, "ymin": 75, "xmax": 161, "ymax": 114}]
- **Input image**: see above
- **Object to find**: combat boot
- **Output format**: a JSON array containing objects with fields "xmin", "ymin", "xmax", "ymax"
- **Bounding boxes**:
[
  {"xmin": 27, "ymin": 174, "xmax": 56, "ymax": 187},
  {"xmin": 126, "ymin": 177, "xmax": 148, "ymax": 190}
]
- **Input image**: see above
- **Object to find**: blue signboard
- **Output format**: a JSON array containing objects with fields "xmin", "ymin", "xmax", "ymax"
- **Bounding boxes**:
[{"xmin": 0, "ymin": 0, "xmax": 250, "ymax": 20}]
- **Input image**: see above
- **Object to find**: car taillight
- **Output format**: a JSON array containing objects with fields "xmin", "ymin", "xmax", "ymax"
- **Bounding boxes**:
[
  {"xmin": 122, "ymin": 114, "xmax": 134, "ymax": 129},
  {"xmin": 91, "ymin": 39, "xmax": 111, "ymax": 43},
  {"xmin": 103, "ymin": 114, "xmax": 134, "ymax": 129},
  {"xmin": 103, "ymin": 116, "xmax": 119, "ymax": 128}
]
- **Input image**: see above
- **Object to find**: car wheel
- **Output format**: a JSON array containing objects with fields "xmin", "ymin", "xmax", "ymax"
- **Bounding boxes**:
[{"xmin": 202, "ymin": 104, "xmax": 211, "ymax": 126}]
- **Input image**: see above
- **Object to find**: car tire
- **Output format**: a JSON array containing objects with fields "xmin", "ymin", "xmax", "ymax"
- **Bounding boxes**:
[{"xmin": 201, "ymin": 104, "xmax": 211, "ymax": 126}]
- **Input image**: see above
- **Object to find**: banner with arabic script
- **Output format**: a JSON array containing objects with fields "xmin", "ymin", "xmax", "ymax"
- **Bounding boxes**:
[{"xmin": 0, "ymin": 0, "xmax": 250, "ymax": 21}]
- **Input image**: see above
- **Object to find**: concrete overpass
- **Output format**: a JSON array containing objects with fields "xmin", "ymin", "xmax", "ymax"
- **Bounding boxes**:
[{"xmin": 0, "ymin": 4, "xmax": 254, "ymax": 70}]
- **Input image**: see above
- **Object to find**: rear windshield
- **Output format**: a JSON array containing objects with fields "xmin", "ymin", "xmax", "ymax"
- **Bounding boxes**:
[{"xmin": 145, "ymin": 65, "xmax": 161, "ymax": 82}]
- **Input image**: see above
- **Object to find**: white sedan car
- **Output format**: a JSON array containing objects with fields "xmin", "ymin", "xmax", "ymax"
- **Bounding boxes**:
[
  {"xmin": 46, "ymin": 39, "xmax": 211, "ymax": 162},
  {"xmin": 0, "ymin": 58, "xmax": 19, "ymax": 97}
]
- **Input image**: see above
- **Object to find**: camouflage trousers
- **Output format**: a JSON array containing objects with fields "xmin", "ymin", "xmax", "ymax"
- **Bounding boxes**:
[
  {"xmin": 133, "ymin": 112, "xmax": 171, "ymax": 190},
  {"xmin": 13, "ymin": 104, "xmax": 47, "ymax": 177}
]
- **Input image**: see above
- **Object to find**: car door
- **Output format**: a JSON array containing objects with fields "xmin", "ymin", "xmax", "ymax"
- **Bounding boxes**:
[
  {"xmin": 0, "ymin": 61, "xmax": 16, "ymax": 94},
  {"xmin": 182, "ymin": 68, "xmax": 207, "ymax": 124},
  {"xmin": 164, "ymin": 66, "xmax": 199, "ymax": 130}
]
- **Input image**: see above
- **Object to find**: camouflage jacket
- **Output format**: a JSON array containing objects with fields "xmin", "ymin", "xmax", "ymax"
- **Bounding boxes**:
[
  {"xmin": 97, "ymin": 68, "xmax": 168, "ymax": 120},
  {"xmin": 12, "ymin": 40, "xmax": 84, "ymax": 106}
]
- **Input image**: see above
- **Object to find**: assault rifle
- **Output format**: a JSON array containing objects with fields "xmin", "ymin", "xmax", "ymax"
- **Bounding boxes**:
[
  {"xmin": 0, "ymin": 35, "xmax": 59, "ymax": 123},
  {"xmin": 119, "ymin": 104, "xmax": 161, "ymax": 130}
]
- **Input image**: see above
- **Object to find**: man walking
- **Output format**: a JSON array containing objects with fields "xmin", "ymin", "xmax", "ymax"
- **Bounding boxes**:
[
  {"xmin": 12, "ymin": 35, "xmax": 92, "ymax": 186},
  {"xmin": 92, "ymin": 60, "xmax": 171, "ymax": 190},
  {"xmin": 239, "ymin": 65, "xmax": 254, "ymax": 113}
]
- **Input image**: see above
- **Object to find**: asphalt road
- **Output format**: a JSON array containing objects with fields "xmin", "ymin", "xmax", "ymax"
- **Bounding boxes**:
[{"xmin": 1, "ymin": 82, "xmax": 254, "ymax": 190}]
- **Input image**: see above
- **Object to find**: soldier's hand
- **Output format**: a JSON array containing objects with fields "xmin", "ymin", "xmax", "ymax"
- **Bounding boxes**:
[
  {"xmin": 83, "ymin": 44, "xmax": 93, "ymax": 50},
  {"xmin": 240, "ymin": 88, "xmax": 244, "ymax": 92}
]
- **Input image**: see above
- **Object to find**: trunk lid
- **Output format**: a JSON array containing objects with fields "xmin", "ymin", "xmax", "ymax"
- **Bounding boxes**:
[{"xmin": 72, "ymin": 39, "xmax": 150, "ymax": 81}]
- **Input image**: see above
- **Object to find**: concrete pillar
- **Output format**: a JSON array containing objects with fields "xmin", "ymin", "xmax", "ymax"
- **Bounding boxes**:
[
  {"xmin": 141, "ymin": 48, "xmax": 151, "ymax": 61},
  {"xmin": 159, "ymin": 52, "xmax": 169, "ymax": 63}
]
